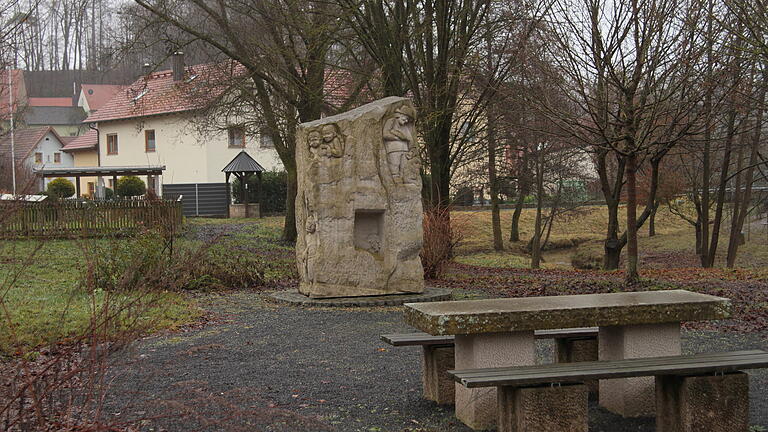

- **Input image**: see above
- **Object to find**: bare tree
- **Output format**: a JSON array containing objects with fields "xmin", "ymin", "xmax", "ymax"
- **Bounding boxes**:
[
  {"xmin": 541, "ymin": 0, "xmax": 706, "ymax": 281},
  {"xmin": 132, "ymin": 0, "xmax": 361, "ymax": 242}
]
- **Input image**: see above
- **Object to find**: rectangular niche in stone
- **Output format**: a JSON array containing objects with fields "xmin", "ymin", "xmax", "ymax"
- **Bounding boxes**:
[
  {"xmin": 354, "ymin": 210, "xmax": 384, "ymax": 255},
  {"xmin": 295, "ymin": 96, "xmax": 425, "ymax": 298}
]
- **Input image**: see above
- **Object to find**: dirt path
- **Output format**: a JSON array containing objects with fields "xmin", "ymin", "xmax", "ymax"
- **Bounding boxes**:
[{"xmin": 102, "ymin": 292, "xmax": 768, "ymax": 432}]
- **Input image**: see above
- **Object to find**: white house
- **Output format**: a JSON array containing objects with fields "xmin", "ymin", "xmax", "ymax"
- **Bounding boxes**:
[
  {"xmin": 83, "ymin": 55, "xmax": 282, "ymax": 196},
  {"xmin": 0, "ymin": 126, "xmax": 75, "ymax": 192}
]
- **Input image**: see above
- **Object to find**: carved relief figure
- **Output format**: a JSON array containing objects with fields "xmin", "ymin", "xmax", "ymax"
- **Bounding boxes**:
[
  {"xmin": 321, "ymin": 124, "xmax": 345, "ymax": 157},
  {"xmin": 302, "ymin": 196, "xmax": 319, "ymax": 283},
  {"xmin": 383, "ymin": 106, "xmax": 416, "ymax": 182},
  {"xmin": 308, "ymin": 130, "xmax": 323, "ymax": 159},
  {"xmin": 308, "ymin": 124, "xmax": 345, "ymax": 159}
]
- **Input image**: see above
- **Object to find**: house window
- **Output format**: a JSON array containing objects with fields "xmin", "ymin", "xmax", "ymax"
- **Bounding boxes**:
[
  {"xmin": 260, "ymin": 133, "xmax": 274, "ymax": 148},
  {"xmin": 87, "ymin": 182, "xmax": 95, "ymax": 197},
  {"xmin": 145, "ymin": 129, "xmax": 156, "ymax": 152},
  {"xmin": 34, "ymin": 152, "xmax": 42, "ymax": 164},
  {"xmin": 107, "ymin": 134, "xmax": 118, "ymax": 155},
  {"xmin": 54, "ymin": 152, "xmax": 61, "ymax": 163},
  {"xmin": 228, "ymin": 127, "xmax": 245, "ymax": 148}
]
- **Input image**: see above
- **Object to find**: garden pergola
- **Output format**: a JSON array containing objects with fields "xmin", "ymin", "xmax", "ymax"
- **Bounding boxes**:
[
  {"xmin": 35, "ymin": 166, "xmax": 166, "ymax": 197},
  {"xmin": 222, "ymin": 151, "xmax": 265, "ymax": 218}
]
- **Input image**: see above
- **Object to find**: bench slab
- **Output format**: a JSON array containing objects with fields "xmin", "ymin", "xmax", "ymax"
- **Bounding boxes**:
[
  {"xmin": 404, "ymin": 290, "xmax": 730, "ymax": 335},
  {"xmin": 449, "ymin": 350, "xmax": 768, "ymax": 388}
]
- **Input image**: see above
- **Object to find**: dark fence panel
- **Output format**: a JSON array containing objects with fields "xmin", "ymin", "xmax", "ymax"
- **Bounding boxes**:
[
  {"xmin": 162, "ymin": 183, "xmax": 228, "ymax": 217},
  {"xmin": 0, "ymin": 199, "xmax": 183, "ymax": 238}
]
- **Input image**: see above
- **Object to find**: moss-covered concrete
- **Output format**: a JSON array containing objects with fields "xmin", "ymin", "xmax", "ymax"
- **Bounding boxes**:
[{"xmin": 403, "ymin": 290, "xmax": 731, "ymax": 335}]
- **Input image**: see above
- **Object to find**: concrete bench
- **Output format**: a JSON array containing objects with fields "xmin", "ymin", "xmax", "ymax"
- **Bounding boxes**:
[
  {"xmin": 380, "ymin": 327, "xmax": 599, "ymax": 405},
  {"xmin": 449, "ymin": 350, "xmax": 768, "ymax": 432}
]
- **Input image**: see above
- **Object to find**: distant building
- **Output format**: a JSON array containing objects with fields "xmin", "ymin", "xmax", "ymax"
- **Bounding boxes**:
[
  {"xmin": 0, "ymin": 126, "xmax": 74, "ymax": 192},
  {"xmin": 23, "ymin": 106, "xmax": 88, "ymax": 137},
  {"xmin": 61, "ymin": 129, "xmax": 99, "ymax": 197},
  {"xmin": 84, "ymin": 54, "xmax": 281, "ymax": 195}
]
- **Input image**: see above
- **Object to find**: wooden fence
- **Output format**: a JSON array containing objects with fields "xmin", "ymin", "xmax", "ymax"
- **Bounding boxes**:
[{"xmin": 0, "ymin": 199, "xmax": 184, "ymax": 238}]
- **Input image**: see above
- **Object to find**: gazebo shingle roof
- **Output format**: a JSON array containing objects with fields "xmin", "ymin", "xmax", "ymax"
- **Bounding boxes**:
[{"xmin": 222, "ymin": 151, "xmax": 265, "ymax": 173}]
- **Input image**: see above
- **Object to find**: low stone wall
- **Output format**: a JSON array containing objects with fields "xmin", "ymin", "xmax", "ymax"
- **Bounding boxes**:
[{"xmin": 229, "ymin": 203, "xmax": 260, "ymax": 218}]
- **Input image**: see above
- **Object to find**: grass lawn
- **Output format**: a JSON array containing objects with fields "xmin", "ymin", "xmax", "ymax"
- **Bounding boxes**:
[
  {"xmin": 455, "ymin": 205, "xmax": 768, "ymax": 269},
  {"xmin": 0, "ymin": 216, "xmax": 295, "ymax": 356},
  {"xmin": 0, "ymin": 238, "xmax": 196, "ymax": 356}
]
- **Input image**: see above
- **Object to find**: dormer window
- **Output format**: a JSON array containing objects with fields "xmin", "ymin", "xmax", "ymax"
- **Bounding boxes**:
[{"xmin": 132, "ymin": 89, "xmax": 149, "ymax": 102}]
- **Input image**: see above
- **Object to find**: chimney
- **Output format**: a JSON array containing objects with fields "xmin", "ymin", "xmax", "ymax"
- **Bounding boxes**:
[
  {"xmin": 172, "ymin": 51, "xmax": 184, "ymax": 81},
  {"xmin": 142, "ymin": 63, "xmax": 152, "ymax": 77}
]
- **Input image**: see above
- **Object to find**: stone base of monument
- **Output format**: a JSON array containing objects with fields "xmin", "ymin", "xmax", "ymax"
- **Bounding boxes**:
[{"xmin": 267, "ymin": 287, "xmax": 452, "ymax": 307}]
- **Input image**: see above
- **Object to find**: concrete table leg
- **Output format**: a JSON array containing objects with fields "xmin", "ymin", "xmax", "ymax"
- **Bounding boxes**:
[
  {"xmin": 598, "ymin": 323, "xmax": 681, "ymax": 417},
  {"xmin": 656, "ymin": 372, "xmax": 749, "ymax": 432},
  {"xmin": 422, "ymin": 345, "xmax": 455, "ymax": 405},
  {"xmin": 454, "ymin": 331, "xmax": 536, "ymax": 430}
]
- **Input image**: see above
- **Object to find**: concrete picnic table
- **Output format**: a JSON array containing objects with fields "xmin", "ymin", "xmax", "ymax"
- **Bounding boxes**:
[{"xmin": 403, "ymin": 289, "xmax": 731, "ymax": 430}]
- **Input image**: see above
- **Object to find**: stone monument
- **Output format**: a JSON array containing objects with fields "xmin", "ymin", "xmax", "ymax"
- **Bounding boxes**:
[{"xmin": 295, "ymin": 96, "xmax": 424, "ymax": 298}]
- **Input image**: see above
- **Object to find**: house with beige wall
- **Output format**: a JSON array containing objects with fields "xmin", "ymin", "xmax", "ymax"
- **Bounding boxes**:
[{"xmin": 83, "ymin": 56, "xmax": 281, "ymax": 198}]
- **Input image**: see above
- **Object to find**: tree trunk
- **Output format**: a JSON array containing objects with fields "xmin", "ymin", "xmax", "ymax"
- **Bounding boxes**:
[
  {"xmin": 531, "ymin": 149, "xmax": 544, "ymax": 269},
  {"xmin": 509, "ymin": 149, "xmax": 528, "ymax": 242},
  {"xmin": 488, "ymin": 105, "xmax": 503, "ymax": 251},
  {"xmin": 648, "ymin": 201, "xmax": 657, "ymax": 237},
  {"xmin": 706, "ymin": 107, "xmax": 737, "ymax": 267},
  {"xmin": 726, "ymin": 73, "xmax": 765, "ymax": 267},
  {"xmin": 625, "ymin": 153, "xmax": 640, "ymax": 283}
]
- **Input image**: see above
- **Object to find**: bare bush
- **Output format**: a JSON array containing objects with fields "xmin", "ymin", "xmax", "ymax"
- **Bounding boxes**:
[{"xmin": 421, "ymin": 207, "xmax": 465, "ymax": 279}]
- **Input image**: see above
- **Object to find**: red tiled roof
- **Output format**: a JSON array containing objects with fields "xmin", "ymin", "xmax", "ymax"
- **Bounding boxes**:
[
  {"xmin": 85, "ymin": 62, "xmax": 361, "ymax": 124},
  {"xmin": 61, "ymin": 129, "xmax": 98, "ymax": 151},
  {"xmin": 0, "ymin": 126, "xmax": 62, "ymax": 161},
  {"xmin": 28, "ymin": 97, "xmax": 72, "ymax": 107},
  {"xmin": 85, "ymin": 63, "xmax": 242, "ymax": 123},
  {"xmin": 81, "ymin": 84, "xmax": 123, "ymax": 111}
]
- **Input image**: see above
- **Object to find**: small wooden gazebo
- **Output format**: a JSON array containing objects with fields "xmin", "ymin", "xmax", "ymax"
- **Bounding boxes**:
[{"xmin": 222, "ymin": 151, "xmax": 265, "ymax": 218}]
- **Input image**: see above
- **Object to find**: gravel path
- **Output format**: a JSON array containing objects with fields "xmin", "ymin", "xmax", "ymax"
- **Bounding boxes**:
[{"xmin": 104, "ymin": 292, "xmax": 768, "ymax": 432}]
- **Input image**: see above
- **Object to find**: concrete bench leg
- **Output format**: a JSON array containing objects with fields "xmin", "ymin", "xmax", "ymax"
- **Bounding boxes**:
[
  {"xmin": 599, "ymin": 323, "xmax": 681, "ymax": 417},
  {"xmin": 497, "ymin": 384, "xmax": 588, "ymax": 432},
  {"xmin": 555, "ymin": 337, "xmax": 599, "ymax": 398},
  {"xmin": 656, "ymin": 372, "xmax": 749, "ymax": 432},
  {"xmin": 422, "ymin": 345, "xmax": 455, "ymax": 405}
]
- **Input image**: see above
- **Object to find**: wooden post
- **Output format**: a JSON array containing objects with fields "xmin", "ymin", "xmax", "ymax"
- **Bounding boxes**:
[
  {"xmin": 225, "ymin": 172, "xmax": 231, "ymax": 218},
  {"xmin": 258, "ymin": 172, "xmax": 264, "ymax": 218},
  {"xmin": 75, "ymin": 175, "xmax": 81, "ymax": 198},
  {"xmin": 242, "ymin": 172, "xmax": 251, "ymax": 219},
  {"xmin": 112, "ymin": 175, "xmax": 118, "ymax": 197}
]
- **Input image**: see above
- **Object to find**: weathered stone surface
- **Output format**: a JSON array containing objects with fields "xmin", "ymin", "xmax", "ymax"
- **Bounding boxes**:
[
  {"xmin": 656, "ymin": 372, "xmax": 749, "ymax": 432},
  {"xmin": 422, "ymin": 345, "xmax": 455, "ymax": 405},
  {"xmin": 498, "ymin": 384, "xmax": 588, "ymax": 432},
  {"xmin": 403, "ymin": 290, "xmax": 730, "ymax": 335},
  {"xmin": 555, "ymin": 337, "xmax": 599, "ymax": 397},
  {"xmin": 454, "ymin": 331, "xmax": 536, "ymax": 430},
  {"xmin": 295, "ymin": 97, "xmax": 424, "ymax": 298},
  {"xmin": 599, "ymin": 323, "xmax": 681, "ymax": 417}
]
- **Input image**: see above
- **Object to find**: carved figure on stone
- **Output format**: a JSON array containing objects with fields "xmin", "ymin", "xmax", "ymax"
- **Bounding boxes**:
[
  {"xmin": 295, "ymin": 96, "xmax": 424, "ymax": 298},
  {"xmin": 307, "ymin": 124, "xmax": 345, "ymax": 159},
  {"xmin": 308, "ymin": 130, "xmax": 323, "ymax": 159},
  {"xmin": 383, "ymin": 106, "xmax": 416, "ymax": 182}
]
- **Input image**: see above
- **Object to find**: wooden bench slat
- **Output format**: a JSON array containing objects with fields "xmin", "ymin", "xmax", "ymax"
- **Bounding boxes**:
[
  {"xmin": 451, "ymin": 350, "xmax": 764, "ymax": 377},
  {"xmin": 381, "ymin": 327, "xmax": 599, "ymax": 346},
  {"xmin": 450, "ymin": 350, "xmax": 768, "ymax": 388}
]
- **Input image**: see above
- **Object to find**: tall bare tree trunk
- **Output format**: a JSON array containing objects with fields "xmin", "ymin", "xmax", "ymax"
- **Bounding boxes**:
[
  {"xmin": 531, "ymin": 149, "xmax": 544, "ymax": 269},
  {"xmin": 625, "ymin": 153, "xmax": 639, "ymax": 283},
  {"xmin": 488, "ymin": 106, "xmax": 503, "ymax": 251},
  {"xmin": 509, "ymin": 148, "xmax": 528, "ymax": 242}
]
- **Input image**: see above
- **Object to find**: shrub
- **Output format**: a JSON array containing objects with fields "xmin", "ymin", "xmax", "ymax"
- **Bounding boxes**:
[
  {"xmin": 571, "ymin": 245, "xmax": 603, "ymax": 270},
  {"xmin": 104, "ymin": 187, "xmax": 115, "ymax": 200},
  {"xmin": 47, "ymin": 178, "xmax": 75, "ymax": 199},
  {"xmin": 232, "ymin": 170, "xmax": 287, "ymax": 214},
  {"xmin": 116, "ymin": 176, "xmax": 146, "ymax": 197},
  {"xmin": 421, "ymin": 206, "xmax": 464, "ymax": 279}
]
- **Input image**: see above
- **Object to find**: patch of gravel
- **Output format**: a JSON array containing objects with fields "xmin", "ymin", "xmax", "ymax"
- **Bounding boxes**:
[{"xmin": 103, "ymin": 293, "xmax": 768, "ymax": 432}]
